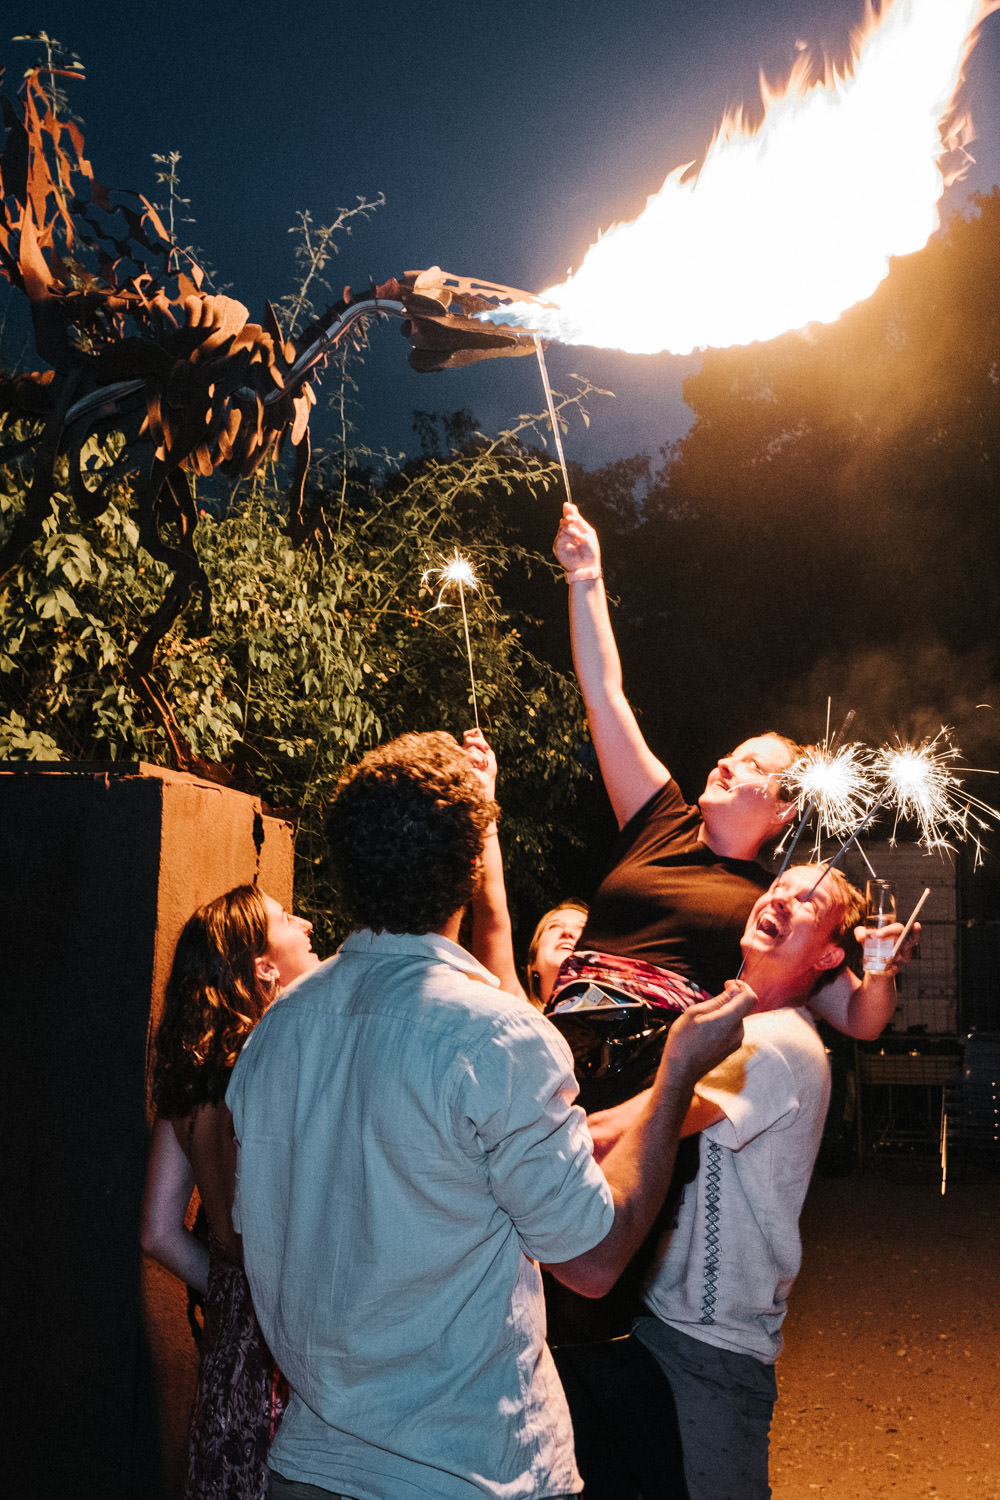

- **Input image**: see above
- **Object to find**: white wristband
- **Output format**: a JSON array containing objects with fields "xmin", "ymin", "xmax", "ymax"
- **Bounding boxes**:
[{"xmin": 565, "ymin": 566, "xmax": 603, "ymax": 583}]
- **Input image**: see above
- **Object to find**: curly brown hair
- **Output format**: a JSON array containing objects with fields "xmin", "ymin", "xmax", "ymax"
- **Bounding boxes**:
[
  {"xmin": 151, "ymin": 885, "xmax": 272, "ymax": 1117},
  {"xmin": 326, "ymin": 731, "xmax": 498, "ymax": 934}
]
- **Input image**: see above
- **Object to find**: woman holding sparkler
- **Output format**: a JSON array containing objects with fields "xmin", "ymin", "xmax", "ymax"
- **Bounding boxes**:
[
  {"xmin": 142, "ymin": 887, "xmax": 319, "ymax": 1500},
  {"xmin": 551, "ymin": 499, "xmax": 909, "ymax": 1039}
]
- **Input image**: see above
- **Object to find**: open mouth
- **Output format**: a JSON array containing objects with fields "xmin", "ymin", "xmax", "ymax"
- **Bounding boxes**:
[{"xmin": 756, "ymin": 912, "xmax": 786, "ymax": 941}]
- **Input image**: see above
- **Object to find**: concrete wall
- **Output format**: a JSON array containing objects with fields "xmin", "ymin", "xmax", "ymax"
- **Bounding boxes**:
[{"xmin": 0, "ymin": 764, "xmax": 294, "ymax": 1499}]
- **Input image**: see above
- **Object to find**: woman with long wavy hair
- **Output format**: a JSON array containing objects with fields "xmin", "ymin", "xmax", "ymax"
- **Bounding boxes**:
[{"xmin": 142, "ymin": 884, "xmax": 319, "ymax": 1500}]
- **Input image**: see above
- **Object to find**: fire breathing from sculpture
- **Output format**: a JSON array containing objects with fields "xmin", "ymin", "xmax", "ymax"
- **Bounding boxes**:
[{"xmin": 479, "ymin": 0, "xmax": 1000, "ymax": 355}]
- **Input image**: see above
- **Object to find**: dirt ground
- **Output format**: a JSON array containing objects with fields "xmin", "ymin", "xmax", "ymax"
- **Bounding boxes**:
[{"xmin": 770, "ymin": 1156, "xmax": 1000, "ymax": 1499}]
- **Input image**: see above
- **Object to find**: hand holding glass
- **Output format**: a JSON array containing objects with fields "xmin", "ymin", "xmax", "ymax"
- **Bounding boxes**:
[{"xmin": 863, "ymin": 879, "xmax": 897, "ymax": 974}]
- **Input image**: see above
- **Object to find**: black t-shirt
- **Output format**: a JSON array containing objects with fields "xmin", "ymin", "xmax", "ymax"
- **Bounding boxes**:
[{"xmin": 579, "ymin": 777, "xmax": 771, "ymax": 994}]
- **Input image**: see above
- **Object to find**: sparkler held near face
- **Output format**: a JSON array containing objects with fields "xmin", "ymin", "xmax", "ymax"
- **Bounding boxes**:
[
  {"xmin": 422, "ymin": 552, "xmax": 483, "ymax": 730},
  {"xmin": 772, "ymin": 705, "xmax": 873, "ymax": 884},
  {"xmin": 874, "ymin": 729, "xmax": 1000, "ymax": 866},
  {"xmin": 804, "ymin": 725, "xmax": 1000, "ymax": 902},
  {"xmin": 782, "ymin": 740, "xmax": 878, "ymax": 848}
]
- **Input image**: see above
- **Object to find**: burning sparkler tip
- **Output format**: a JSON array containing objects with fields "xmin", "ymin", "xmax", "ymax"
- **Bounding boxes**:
[{"xmin": 422, "ymin": 550, "xmax": 480, "ymax": 609}]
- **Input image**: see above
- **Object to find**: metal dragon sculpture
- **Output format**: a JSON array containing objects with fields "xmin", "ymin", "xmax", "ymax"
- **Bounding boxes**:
[{"xmin": 0, "ymin": 63, "xmax": 551, "ymax": 768}]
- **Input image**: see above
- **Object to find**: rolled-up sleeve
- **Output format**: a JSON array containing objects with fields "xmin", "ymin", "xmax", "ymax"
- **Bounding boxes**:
[{"xmin": 463, "ymin": 1009, "xmax": 614, "ymax": 1265}]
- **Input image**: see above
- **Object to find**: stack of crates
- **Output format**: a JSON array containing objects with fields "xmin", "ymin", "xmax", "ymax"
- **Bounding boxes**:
[
  {"xmin": 941, "ymin": 1031, "xmax": 1000, "ymax": 1186},
  {"xmin": 842, "ymin": 841, "xmax": 957, "ymax": 1034}
]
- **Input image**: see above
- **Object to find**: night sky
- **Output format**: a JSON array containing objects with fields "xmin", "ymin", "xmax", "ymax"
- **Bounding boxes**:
[{"xmin": 3, "ymin": 0, "xmax": 999, "ymax": 469}]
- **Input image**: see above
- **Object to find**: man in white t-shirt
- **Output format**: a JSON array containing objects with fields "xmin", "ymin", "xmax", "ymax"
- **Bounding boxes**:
[
  {"xmin": 227, "ymin": 731, "xmax": 755, "ymax": 1500},
  {"xmin": 632, "ymin": 862, "xmax": 865, "ymax": 1500}
]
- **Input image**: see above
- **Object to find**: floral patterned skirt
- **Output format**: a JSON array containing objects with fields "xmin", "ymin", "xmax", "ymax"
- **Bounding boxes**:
[{"xmin": 185, "ymin": 1232, "xmax": 286, "ymax": 1500}]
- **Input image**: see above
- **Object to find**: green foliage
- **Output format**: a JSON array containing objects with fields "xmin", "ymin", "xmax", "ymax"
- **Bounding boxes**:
[
  {"xmin": 0, "ymin": 401, "xmax": 597, "ymax": 948},
  {"xmin": 10, "ymin": 33, "xmax": 85, "ymax": 122},
  {"xmin": 274, "ymin": 199, "xmax": 387, "ymax": 337},
  {"xmin": 0, "ymin": 135, "xmax": 603, "ymax": 950}
]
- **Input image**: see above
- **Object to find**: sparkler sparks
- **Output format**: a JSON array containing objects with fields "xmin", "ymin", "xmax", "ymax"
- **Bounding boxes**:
[
  {"xmin": 874, "ymin": 728, "xmax": 1000, "ymax": 864},
  {"xmin": 807, "ymin": 726, "xmax": 999, "ymax": 896},
  {"xmin": 422, "ymin": 551, "xmax": 482, "ymax": 728},
  {"xmin": 783, "ymin": 741, "xmax": 877, "ymax": 846},
  {"xmin": 423, "ymin": 552, "xmax": 480, "ymax": 610}
]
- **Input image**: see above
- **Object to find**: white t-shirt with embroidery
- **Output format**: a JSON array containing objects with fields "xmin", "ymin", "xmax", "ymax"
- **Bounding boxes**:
[{"xmin": 643, "ymin": 1006, "xmax": 831, "ymax": 1364}]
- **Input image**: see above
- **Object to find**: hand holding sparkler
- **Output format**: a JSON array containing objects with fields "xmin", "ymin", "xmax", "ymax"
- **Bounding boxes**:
[
  {"xmin": 462, "ymin": 728, "xmax": 524, "ymax": 1002},
  {"xmin": 463, "ymin": 727, "xmax": 498, "ymax": 805},
  {"xmin": 553, "ymin": 502, "xmax": 603, "ymax": 583},
  {"xmin": 851, "ymin": 916, "xmax": 921, "ymax": 978}
]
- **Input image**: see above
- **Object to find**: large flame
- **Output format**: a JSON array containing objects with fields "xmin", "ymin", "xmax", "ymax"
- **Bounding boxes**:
[{"xmin": 493, "ymin": 0, "xmax": 998, "ymax": 354}]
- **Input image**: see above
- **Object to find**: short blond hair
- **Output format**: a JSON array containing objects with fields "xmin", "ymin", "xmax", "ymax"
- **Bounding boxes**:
[{"xmin": 796, "ymin": 865, "xmax": 863, "ymax": 973}]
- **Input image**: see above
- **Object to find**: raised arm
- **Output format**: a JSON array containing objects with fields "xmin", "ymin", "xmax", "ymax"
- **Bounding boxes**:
[
  {"xmin": 464, "ymin": 729, "xmax": 527, "ymax": 1002},
  {"xmin": 546, "ymin": 981, "xmax": 756, "ymax": 1298},
  {"xmin": 554, "ymin": 501, "xmax": 669, "ymax": 828},
  {"xmin": 140, "ymin": 1116, "xmax": 210, "ymax": 1294}
]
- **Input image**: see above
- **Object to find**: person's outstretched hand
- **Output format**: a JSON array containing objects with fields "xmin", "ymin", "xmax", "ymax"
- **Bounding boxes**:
[
  {"xmin": 553, "ymin": 501, "xmax": 601, "ymax": 579},
  {"xmin": 463, "ymin": 727, "xmax": 498, "ymax": 803},
  {"xmin": 661, "ymin": 980, "xmax": 757, "ymax": 1089}
]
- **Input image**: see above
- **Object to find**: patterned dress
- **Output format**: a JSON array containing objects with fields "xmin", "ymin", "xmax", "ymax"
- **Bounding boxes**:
[{"xmin": 185, "ymin": 1229, "xmax": 285, "ymax": 1500}]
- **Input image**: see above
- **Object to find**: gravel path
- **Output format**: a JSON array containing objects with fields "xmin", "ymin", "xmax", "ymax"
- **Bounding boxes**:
[{"xmin": 770, "ymin": 1160, "xmax": 1000, "ymax": 1499}]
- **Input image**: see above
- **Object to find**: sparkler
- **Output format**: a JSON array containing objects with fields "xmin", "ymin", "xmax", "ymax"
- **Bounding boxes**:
[
  {"xmin": 773, "ymin": 708, "xmax": 874, "ymax": 882},
  {"xmin": 783, "ymin": 740, "xmax": 877, "ymax": 848},
  {"xmin": 874, "ymin": 728, "xmax": 1000, "ymax": 865},
  {"xmin": 892, "ymin": 886, "xmax": 931, "ymax": 958},
  {"xmin": 773, "ymin": 743, "xmax": 873, "ymax": 898},
  {"xmin": 422, "ymin": 551, "xmax": 482, "ymax": 729},
  {"xmin": 808, "ymin": 724, "xmax": 1000, "ymax": 897},
  {"xmin": 805, "ymin": 793, "xmax": 890, "ymax": 897},
  {"xmin": 533, "ymin": 335, "xmax": 574, "ymax": 509}
]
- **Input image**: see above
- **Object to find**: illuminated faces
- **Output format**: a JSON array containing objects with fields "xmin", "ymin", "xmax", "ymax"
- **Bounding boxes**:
[
  {"xmin": 739, "ymin": 865, "xmax": 845, "ymax": 1008},
  {"xmin": 530, "ymin": 905, "xmax": 587, "ymax": 1007},
  {"xmin": 698, "ymin": 734, "xmax": 796, "ymax": 848},
  {"xmin": 259, "ymin": 892, "xmax": 321, "ymax": 991}
]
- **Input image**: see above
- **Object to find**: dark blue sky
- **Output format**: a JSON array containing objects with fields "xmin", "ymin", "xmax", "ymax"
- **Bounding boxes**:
[{"xmin": 3, "ymin": 1, "xmax": 999, "ymax": 469}]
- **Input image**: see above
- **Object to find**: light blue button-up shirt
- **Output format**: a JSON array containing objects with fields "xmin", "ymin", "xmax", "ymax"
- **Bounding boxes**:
[{"xmin": 228, "ymin": 929, "xmax": 613, "ymax": 1499}]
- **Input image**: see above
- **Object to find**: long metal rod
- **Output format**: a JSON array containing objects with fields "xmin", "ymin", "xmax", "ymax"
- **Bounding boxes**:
[{"xmin": 533, "ymin": 335, "xmax": 573, "ymax": 507}]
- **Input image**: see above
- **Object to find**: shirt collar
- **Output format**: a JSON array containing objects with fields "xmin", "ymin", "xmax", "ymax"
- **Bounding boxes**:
[{"xmin": 338, "ymin": 928, "xmax": 501, "ymax": 988}]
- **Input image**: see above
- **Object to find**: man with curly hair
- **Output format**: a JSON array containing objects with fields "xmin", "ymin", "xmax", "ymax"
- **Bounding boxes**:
[{"xmin": 228, "ymin": 731, "xmax": 754, "ymax": 1500}]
